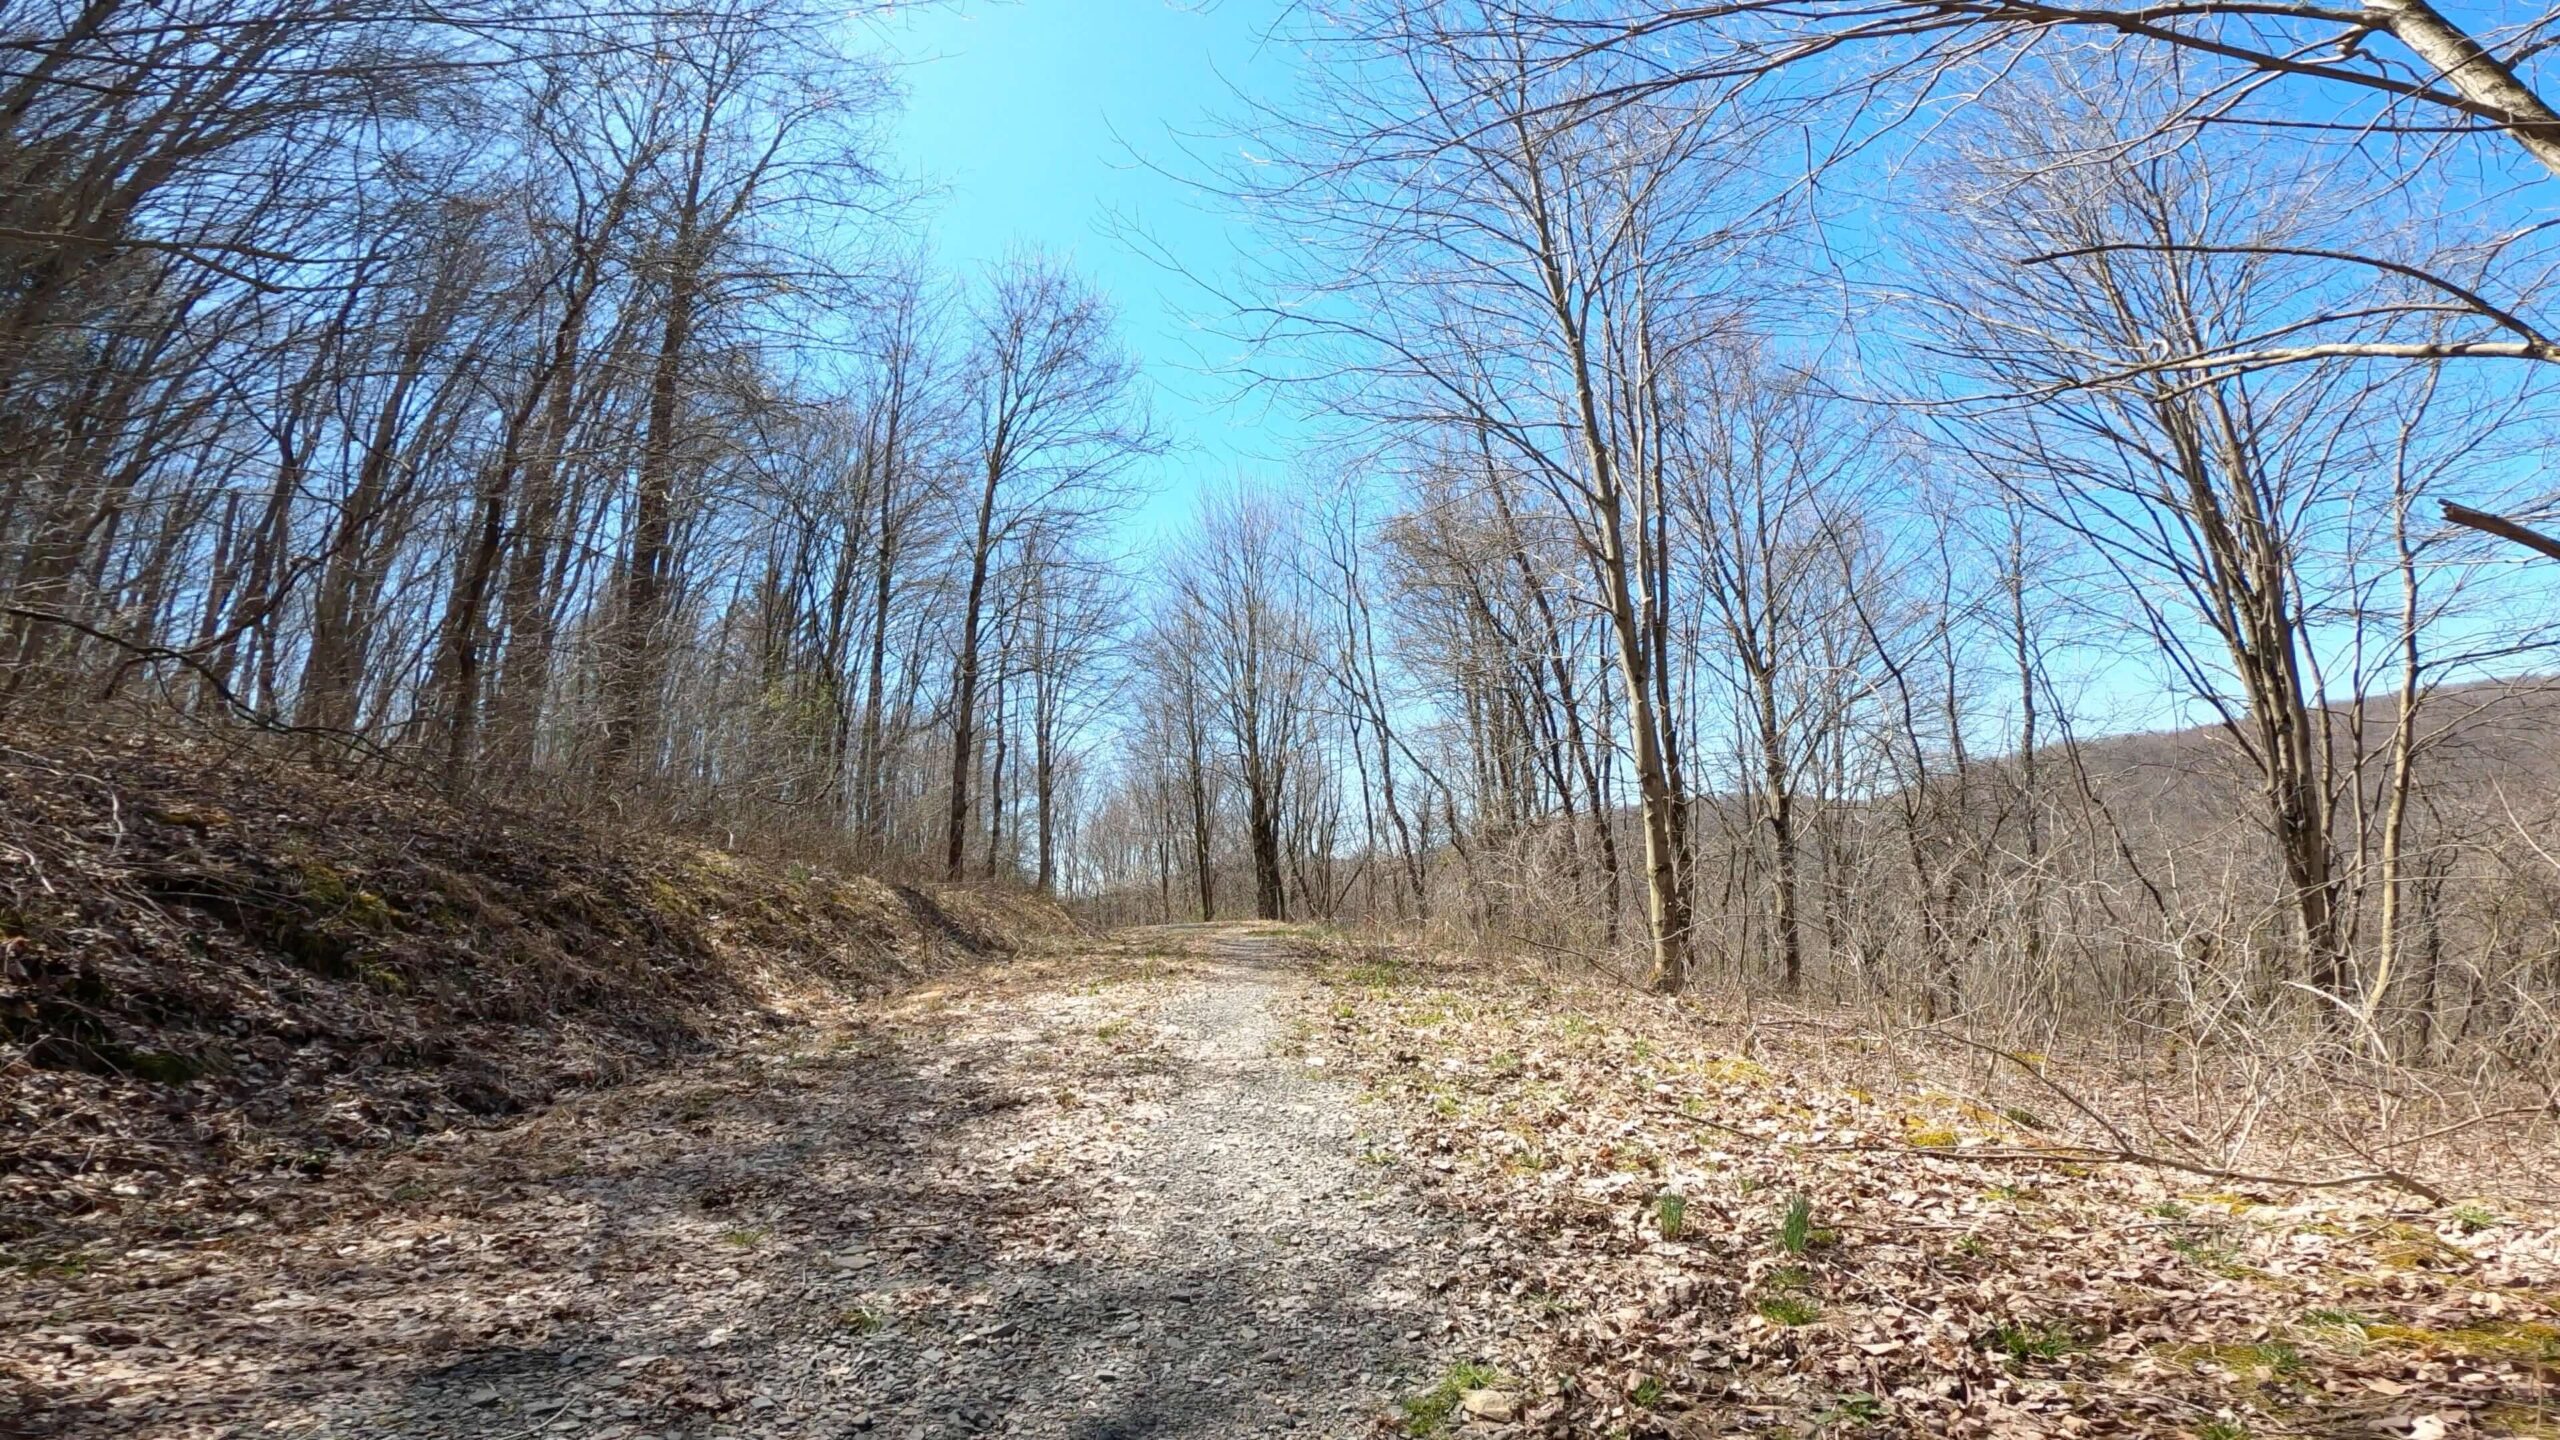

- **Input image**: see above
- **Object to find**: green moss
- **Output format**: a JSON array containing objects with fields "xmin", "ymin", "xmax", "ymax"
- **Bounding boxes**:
[
  {"xmin": 120, "ymin": 1048, "xmax": 204, "ymax": 1084},
  {"xmin": 2365, "ymin": 1320, "xmax": 2560, "ymax": 1363},
  {"xmin": 1757, "ymin": 1294, "xmax": 1821, "ymax": 1326},
  {"xmin": 298, "ymin": 862, "xmax": 393, "ymax": 930}
]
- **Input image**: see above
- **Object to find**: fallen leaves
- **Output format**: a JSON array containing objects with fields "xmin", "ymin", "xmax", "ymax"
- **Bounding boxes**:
[{"xmin": 1300, "ymin": 941, "xmax": 2560, "ymax": 1438}]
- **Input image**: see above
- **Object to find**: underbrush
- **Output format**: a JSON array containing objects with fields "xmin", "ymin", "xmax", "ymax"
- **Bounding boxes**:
[
  {"xmin": 0, "ymin": 720, "xmax": 1069, "ymax": 1263},
  {"xmin": 1306, "ymin": 934, "xmax": 2560, "ymax": 1438}
]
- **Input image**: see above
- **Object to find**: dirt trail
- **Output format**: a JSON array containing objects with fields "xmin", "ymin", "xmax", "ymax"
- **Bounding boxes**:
[{"xmin": 9, "ymin": 924, "xmax": 1474, "ymax": 1440}]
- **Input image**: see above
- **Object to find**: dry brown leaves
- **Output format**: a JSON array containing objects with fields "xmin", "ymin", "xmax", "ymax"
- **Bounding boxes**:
[
  {"xmin": 1301, "ymin": 942, "xmax": 2560, "ymax": 1439},
  {"xmin": 0, "ymin": 719, "xmax": 1067, "ymax": 1271}
]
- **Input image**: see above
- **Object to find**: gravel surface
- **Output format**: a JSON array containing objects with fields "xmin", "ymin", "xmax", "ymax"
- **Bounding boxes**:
[{"xmin": 13, "ymin": 925, "xmax": 1468, "ymax": 1440}]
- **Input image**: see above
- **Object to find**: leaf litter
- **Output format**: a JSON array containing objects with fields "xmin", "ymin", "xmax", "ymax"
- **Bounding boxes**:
[{"xmin": 1297, "ymin": 936, "xmax": 2560, "ymax": 1439}]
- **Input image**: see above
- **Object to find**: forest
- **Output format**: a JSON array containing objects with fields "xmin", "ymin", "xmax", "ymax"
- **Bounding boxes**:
[{"xmin": 5, "ymin": 0, "xmax": 2560, "ymax": 1436}]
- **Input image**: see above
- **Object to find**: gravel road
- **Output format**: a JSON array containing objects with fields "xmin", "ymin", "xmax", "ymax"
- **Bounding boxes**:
[{"xmin": 15, "ymin": 925, "xmax": 1470, "ymax": 1440}]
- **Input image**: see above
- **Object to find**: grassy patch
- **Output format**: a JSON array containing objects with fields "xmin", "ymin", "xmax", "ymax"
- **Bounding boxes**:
[
  {"xmin": 1812, "ymin": 1393, "xmax": 1886, "ymax": 1430},
  {"xmin": 1700, "ymin": 1055, "xmax": 1770, "ymax": 1085},
  {"xmin": 1779, "ymin": 1191, "xmax": 1813, "ymax": 1254},
  {"xmin": 1400, "ymin": 1360, "xmax": 1507, "ymax": 1436},
  {"xmin": 2479, "ymin": 1403, "xmax": 2560, "ymax": 1440},
  {"xmin": 119, "ymin": 1047, "xmax": 206, "ymax": 1084},
  {"xmin": 2, "ymin": 1247, "xmax": 93, "ymax": 1279},
  {"xmin": 1985, "ymin": 1320, "xmax": 2084, "ymax": 1365},
  {"xmin": 2163, "ymin": 1340, "xmax": 2306, "ymax": 1382},
  {"xmin": 1342, "ymin": 958, "xmax": 1407, "ymax": 988},
  {"xmin": 2169, "ymin": 1229, "xmax": 2244, "ymax": 1275}
]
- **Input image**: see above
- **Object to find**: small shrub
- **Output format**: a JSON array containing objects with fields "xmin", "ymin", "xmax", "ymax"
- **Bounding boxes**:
[{"xmin": 2450, "ymin": 1204, "xmax": 2501, "ymax": 1232}]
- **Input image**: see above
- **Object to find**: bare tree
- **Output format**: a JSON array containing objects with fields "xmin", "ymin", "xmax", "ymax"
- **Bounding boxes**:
[
  {"xmin": 1923, "ymin": 68, "xmax": 2454, "ymax": 1005},
  {"xmin": 1229, "ymin": 6, "xmax": 1804, "ymax": 988},
  {"xmin": 1167, "ymin": 485, "xmax": 1322, "ymax": 920},
  {"xmin": 941, "ymin": 255, "xmax": 1154, "ymax": 882}
]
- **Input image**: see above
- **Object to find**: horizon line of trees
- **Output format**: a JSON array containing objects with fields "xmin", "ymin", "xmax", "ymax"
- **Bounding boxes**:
[
  {"xmin": 16, "ymin": 0, "xmax": 2560, "ymax": 1079},
  {"xmin": 1072, "ymin": 1, "xmax": 2560, "ymax": 1080}
]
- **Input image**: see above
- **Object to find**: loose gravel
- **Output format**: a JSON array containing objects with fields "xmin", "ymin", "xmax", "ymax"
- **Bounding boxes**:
[{"xmin": 12, "ymin": 925, "xmax": 1468, "ymax": 1440}]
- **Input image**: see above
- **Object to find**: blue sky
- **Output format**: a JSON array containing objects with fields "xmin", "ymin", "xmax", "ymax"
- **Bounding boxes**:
[{"xmin": 876, "ymin": 1, "xmax": 1301, "ymax": 543}]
